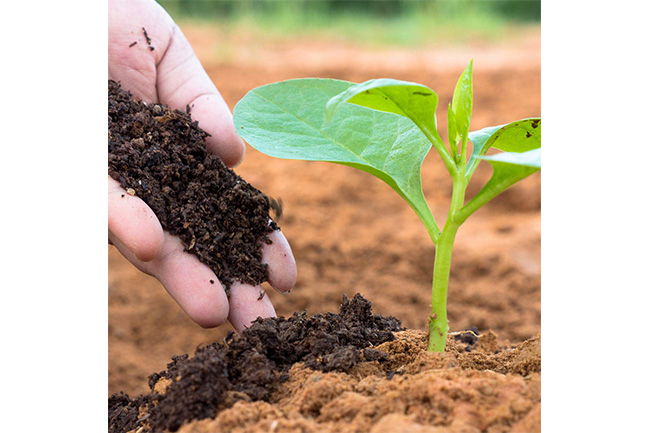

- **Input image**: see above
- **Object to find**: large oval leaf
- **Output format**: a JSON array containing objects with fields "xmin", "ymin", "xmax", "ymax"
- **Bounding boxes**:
[{"xmin": 234, "ymin": 78, "xmax": 440, "ymax": 241}]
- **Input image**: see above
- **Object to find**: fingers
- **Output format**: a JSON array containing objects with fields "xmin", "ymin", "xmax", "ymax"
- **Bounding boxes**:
[
  {"xmin": 261, "ymin": 229, "xmax": 298, "ymax": 293},
  {"xmin": 108, "ymin": 184, "xmax": 292, "ymax": 329},
  {"xmin": 155, "ymin": 23, "xmax": 245, "ymax": 167},
  {"xmin": 108, "ymin": 176, "xmax": 164, "ymax": 262},
  {"xmin": 224, "ymin": 229, "xmax": 296, "ymax": 330},
  {"xmin": 148, "ymin": 237, "xmax": 231, "ymax": 328},
  {"xmin": 109, "ymin": 232, "xmax": 231, "ymax": 329},
  {"xmin": 227, "ymin": 282, "xmax": 276, "ymax": 331},
  {"xmin": 109, "ymin": 225, "xmax": 277, "ymax": 331}
]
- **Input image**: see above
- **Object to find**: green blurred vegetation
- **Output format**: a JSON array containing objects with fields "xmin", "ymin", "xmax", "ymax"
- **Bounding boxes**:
[{"xmin": 157, "ymin": 0, "xmax": 540, "ymax": 46}]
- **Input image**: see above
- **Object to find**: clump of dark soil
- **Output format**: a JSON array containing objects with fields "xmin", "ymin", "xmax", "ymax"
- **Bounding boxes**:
[
  {"xmin": 108, "ymin": 294, "xmax": 401, "ymax": 433},
  {"xmin": 108, "ymin": 80, "xmax": 278, "ymax": 291}
]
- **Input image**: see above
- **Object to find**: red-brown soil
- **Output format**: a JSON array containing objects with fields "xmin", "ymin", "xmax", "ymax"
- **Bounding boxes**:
[
  {"xmin": 109, "ymin": 24, "xmax": 541, "ymax": 432},
  {"xmin": 175, "ymin": 330, "xmax": 540, "ymax": 433}
]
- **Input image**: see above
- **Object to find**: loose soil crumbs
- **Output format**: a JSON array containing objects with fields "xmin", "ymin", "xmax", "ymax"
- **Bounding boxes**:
[
  {"xmin": 108, "ymin": 80, "xmax": 278, "ymax": 292},
  {"xmin": 108, "ymin": 293, "xmax": 541, "ymax": 433},
  {"xmin": 108, "ymin": 294, "xmax": 402, "ymax": 433}
]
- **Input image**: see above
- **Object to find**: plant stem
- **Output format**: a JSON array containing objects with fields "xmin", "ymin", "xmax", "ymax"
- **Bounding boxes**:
[
  {"xmin": 428, "ymin": 169, "xmax": 466, "ymax": 352},
  {"xmin": 427, "ymin": 223, "xmax": 457, "ymax": 351}
]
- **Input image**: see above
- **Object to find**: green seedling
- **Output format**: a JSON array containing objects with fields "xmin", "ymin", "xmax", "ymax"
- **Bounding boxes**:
[{"xmin": 233, "ymin": 61, "xmax": 541, "ymax": 352}]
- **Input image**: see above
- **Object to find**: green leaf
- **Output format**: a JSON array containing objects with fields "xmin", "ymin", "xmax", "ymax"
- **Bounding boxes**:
[
  {"xmin": 324, "ymin": 78, "xmax": 439, "ymax": 135},
  {"xmin": 234, "ymin": 78, "xmax": 441, "ymax": 241},
  {"xmin": 447, "ymin": 102, "xmax": 458, "ymax": 157},
  {"xmin": 324, "ymin": 78, "xmax": 457, "ymax": 173},
  {"xmin": 466, "ymin": 118, "xmax": 541, "ymax": 181},
  {"xmin": 479, "ymin": 148, "xmax": 541, "ymax": 168},
  {"xmin": 451, "ymin": 60, "xmax": 473, "ymax": 142},
  {"xmin": 459, "ymin": 148, "xmax": 541, "ymax": 223}
]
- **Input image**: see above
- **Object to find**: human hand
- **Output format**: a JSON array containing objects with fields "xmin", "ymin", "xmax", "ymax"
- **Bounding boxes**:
[{"xmin": 108, "ymin": 0, "xmax": 297, "ymax": 330}]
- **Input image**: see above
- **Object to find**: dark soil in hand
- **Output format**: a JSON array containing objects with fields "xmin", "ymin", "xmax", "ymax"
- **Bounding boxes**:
[
  {"xmin": 108, "ymin": 294, "xmax": 401, "ymax": 433},
  {"xmin": 108, "ymin": 80, "xmax": 278, "ymax": 291}
]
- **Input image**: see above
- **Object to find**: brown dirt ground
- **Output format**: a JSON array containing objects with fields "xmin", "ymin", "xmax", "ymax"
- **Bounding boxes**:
[
  {"xmin": 109, "ymin": 24, "xmax": 541, "ymax": 432},
  {"xmin": 173, "ymin": 330, "xmax": 541, "ymax": 433}
]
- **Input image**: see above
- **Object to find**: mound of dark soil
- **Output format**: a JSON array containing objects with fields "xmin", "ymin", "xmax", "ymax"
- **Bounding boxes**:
[
  {"xmin": 108, "ymin": 80, "xmax": 278, "ymax": 291},
  {"xmin": 108, "ymin": 294, "xmax": 401, "ymax": 433}
]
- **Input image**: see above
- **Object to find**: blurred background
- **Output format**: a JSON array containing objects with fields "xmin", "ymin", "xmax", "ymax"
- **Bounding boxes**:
[{"xmin": 157, "ymin": 0, "xmax": 540, "ymax": 46}]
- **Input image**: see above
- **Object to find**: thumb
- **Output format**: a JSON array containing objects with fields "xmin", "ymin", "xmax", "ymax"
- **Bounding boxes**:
[{"xmin": 155, "ymin": 20, "xmax": 245, "ymax": 168}]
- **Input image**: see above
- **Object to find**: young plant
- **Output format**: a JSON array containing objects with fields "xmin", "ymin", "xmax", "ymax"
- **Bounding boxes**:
[{"xmin": 233, "ymin": 61, "xmax": 541, "ymax": 352}]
